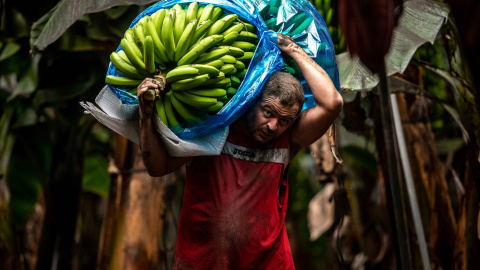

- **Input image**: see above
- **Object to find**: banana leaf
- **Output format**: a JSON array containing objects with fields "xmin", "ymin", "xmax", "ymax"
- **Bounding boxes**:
[
  {"xmin": 30, "ymin": 0, "xmax": 158, "ymax": 51},
  {"xmin": 337, "ymin": 0, "xmax": 449, "ymax": 91}
]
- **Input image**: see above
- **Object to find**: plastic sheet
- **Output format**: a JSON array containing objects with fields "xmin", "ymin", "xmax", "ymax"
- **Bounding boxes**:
[{"xmin": 105, "ymin": 0, "xmax": 284, "ymax": 140}]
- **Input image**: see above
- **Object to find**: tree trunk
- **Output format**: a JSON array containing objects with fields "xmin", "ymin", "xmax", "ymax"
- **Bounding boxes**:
[
  {"xmin": 96, "ymin": 135, "xmax": 166, "ymax": 270},
  {"xmin": 396, "ymin": 91, "xmax": 457, "ymax": 269},
  {"xmin": 394, "ymin": 64, "xmax": 458, "ymax": 269}
]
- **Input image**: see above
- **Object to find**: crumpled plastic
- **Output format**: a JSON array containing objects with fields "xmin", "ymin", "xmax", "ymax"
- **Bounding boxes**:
[{"xmin": 251, "ymin": 0, "xmax": 341, "ymax": 109}]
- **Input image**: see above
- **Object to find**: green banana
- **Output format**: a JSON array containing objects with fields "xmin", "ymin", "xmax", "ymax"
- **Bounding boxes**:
[
  {"xmin": 234, "ymin": 60, "xmax": 245, "ymax": 70},
  {"xmin": 198, "ymin": 4, "xmax": 214, "ymax": 23},
  {"xmin": 155, "ymin": 97, "xmax": 169, "ymax": 126},
  {"xmin": 164, "ymin": 91, "xmax": 183, "ymax": 130},
  {"xmin": 324, "ymin": 0, "xmax": 331, "ymax": 13},
  {"xmin": 161, "ymin": 13, "xmax": 176, "ymax": 61},
  {"xmin": 269, "ymin": 0, "xmax": 281, "ymax": 14},
  {"xmin": 284, "ymin": 65, "xmax": 296, "ymax": 75},
  {"xmin": 175, "ymin": 18, "xmax": 198, "ymax": 63},
  {"xmin": 226, "ymin": 87, "xmax": 238, "ymax": 96},
  {"xmin": 233, "ymin": 68, "xmax": 247, "ymax": 79},
  {"xmin": 314, "ymin": 0, "xmax": 323, "ymax": 11},
  {"xmin": 188, "ymin": 88, "xmax": 227, "ymax": 98},
  {"xmin": 265, "ymin": 17, "xmax": 278, "ymax": 30},
  {"xmin": 206, "ymin": 101, "xmax": 224, "ymax": 113},
  {"xmin": 203, "ymin": 59, "xmax": 224, "ymax": 69},
  {"xmin": 196, "ymin": 6, "xmax": 205, "ymax": 20},
  {"xmin": 117, "ymin": 50, "xmax": 132, "ymax": 65},
  {"xmin": 206, "ymin": 77, "xmax": 231, "ymax": 88},
  {"xmin": 171, "ymin": 74, "xmax": 210, "ymax": 91},
  {"xmin": 145, "ymin": 16, "xmax": 169, "ymax": 63},
  {"xmin": 231, "ymin": 41, "xmax": 256, "ymax": 51},
  {"xmin": 174, "ymin": 91, "xmax": 217, "ymax": 107},
  {"xmin": 219, "ymin": 95, "xmax": 229, "ymax": 103},
  {"xmin": 219, "ymin": 54, "xmax": 237, "ymax": 64},
  {"xmin": 194, "ymin": 47, "xmax": 229, "ymax": 64},
  {"xmin": 121, "ymin": 38, "xmax": 148, "ymax": 74},
  {"xmin": 218, "ymin": 32, "xmax": 239, "ymax": 45},
  {"xmin": 177, "ymin": 35, "xmax": 224, "ymax": 66},
  {"xmin": 211, "ymin": 7, "xmax": 223, "ymax": 22},
  {"xmin": 143, "ymin": 35, "xmax": 155, "ymax": 74},
  {"xmin": 222, "ymin": 23, "xmax": 243, "ymax": 36},
  {"xmin": 200, "ymin": 72, "xmax": 225, "ymax": 85},
  {"xmin": 153, "ymin": 9, "xmax": 167, "ymax": 36},
  {"xmin": 323, "ymin": 8, "xmax": 332, "ymax": 24},
  {"xmin": 220, "ymin": 14, "xmax": 239, "ymax": 32},
  {"xmin": 186, "ymin": 2, "xmax": 199, "ymax": 23},
  {"xmin": 134, "ymin": 22, "xmax": 146, "ymax": 45},
  {"xmin": 206, "ymin": 19, "xmax": 226, "ymax": 36},
  {"xmin": 172, "ymin": 3, "xmax": 183, "ymax": 14},
  {"xmin": 166, "ymin": 66, "xmax": 200, "ymax": 83},
  {"xmin": 106, "ymin": 75, "xmax": 143, "ymax": 87},
  {"xmin": 290, "ymin": 17, "xmax": 313, "ymax": 36},
  {"xmin": 185, "ymin": 64, "xmax": 220, "ymax": 76},
  {"xmin": 191, "ymin": 100, "xmax": 224, "ymax": 112},
  {"xmin": 230, "ymin": 75, "xmax": 241, "ymax": 88},
  {"xmin": 125, "ymin": 29, "xmax": 143, "ymax": 59},
  {"xmin": 190, "ymin": 19, "xmax": 213, "ymax": 46},
  {"xmin": 237, "ymin": 51, "xmax": 254, "ymax": 62},
  {"xmin": 171, "ymin": 92, "xmax": 204, "ymax": 124},
  {"xmin": 110, "ymin": 51, "xmax": 145, "ymax": 79},
  {"xmin": 237, "ymin": 31, "xmax": 258, "ymax": 43},
  {"xmin": 220, "ymin": 64, "xmax": 236, "ymax": 75},
  {"xmin": 217, "ymin": 45, "xmax": 245, "ymax": 58},
  {"xmin": 233, "ymin": 21, "xmax": 256, "ymax": 33},
  {"xmin": 173, "ymin": 10, "xmax": 187, "ymax": 45}
]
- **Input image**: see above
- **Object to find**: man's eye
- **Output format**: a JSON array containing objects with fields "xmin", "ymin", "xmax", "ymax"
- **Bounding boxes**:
[
  {"xmin": 280, "ymin": 119, "xmax": 289, "ymax": 125},
  {"xmin": 263, "ymin": 110, "xmax": 271, "ymax": 116}
]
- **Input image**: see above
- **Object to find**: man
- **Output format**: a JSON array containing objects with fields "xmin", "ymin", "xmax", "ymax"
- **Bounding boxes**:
[{"xmin": 137, "ymin": 33, "xmax": 343, "ymax": 269}]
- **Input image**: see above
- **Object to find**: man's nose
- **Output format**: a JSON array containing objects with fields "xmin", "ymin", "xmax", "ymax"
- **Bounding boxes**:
[{"xmin": 267, "ymin": 119, "xmax": 278, "ymax": 131}]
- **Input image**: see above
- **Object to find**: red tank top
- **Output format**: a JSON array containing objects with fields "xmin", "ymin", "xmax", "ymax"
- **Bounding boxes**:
[{"xmin": 173, "ymin": 127, "xmax": 295, "ymax": 270}]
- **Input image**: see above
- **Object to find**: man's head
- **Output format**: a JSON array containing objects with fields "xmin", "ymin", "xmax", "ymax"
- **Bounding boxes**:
[{"xmin": 246, "ymin": 72, "xmax": 304, "ymax": 144}]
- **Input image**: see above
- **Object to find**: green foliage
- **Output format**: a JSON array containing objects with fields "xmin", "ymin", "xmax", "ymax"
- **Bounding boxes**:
[
  {"xmin": 82, "ymin": 154, "xmax": 110, "ymax": 197},
  {"xmin": 6, "ymin": 125, "xmax": 51, "ymax": 229}
]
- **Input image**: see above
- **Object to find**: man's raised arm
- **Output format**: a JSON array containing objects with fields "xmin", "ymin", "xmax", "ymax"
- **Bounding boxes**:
[
  {"xmin": 137, "ymin": 78, "xmax": 191, "ymax": 176},
  {"xmin": 277, "ymin": 34, "xmax": 343, "ymax": 159}
]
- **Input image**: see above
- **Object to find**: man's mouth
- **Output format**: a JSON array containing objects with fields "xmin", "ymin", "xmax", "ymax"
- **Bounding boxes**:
[{"xmin": 261, "ymin": 130, "xmax": 274, "ymax": 139}]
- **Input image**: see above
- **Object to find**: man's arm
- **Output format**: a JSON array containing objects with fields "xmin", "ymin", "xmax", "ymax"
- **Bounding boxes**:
[
  {"xmin": 277, "ymin": 34, "xmax": 343, "ymax": 160},
  {"xmin": 137, "ymin": 78, "xmax": 191, "ymax": 176}
]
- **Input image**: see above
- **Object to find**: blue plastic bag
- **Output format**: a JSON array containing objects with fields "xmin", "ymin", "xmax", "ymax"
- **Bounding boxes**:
[
  {"xmin": 106, "ymin": 0, "xmax": 284, "ymax": 140},
  {"xmin": 250, "ymin": 0, "xmax": 341, "ymax": 109}
]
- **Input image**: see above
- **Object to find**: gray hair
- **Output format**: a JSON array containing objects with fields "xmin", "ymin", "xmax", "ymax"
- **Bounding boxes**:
[{"xmin": 260, "ymin": 71, "xmax": 304, "ymax": 110}]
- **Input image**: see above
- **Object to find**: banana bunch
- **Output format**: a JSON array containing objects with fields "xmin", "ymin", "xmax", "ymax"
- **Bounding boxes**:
[
  {"xmin": 105, "ymin": 2, "xmax": 258, "ymax": 131},
  {"xmin": 309, "ymin": 0, "xmax": 345, "ymax": 52}
]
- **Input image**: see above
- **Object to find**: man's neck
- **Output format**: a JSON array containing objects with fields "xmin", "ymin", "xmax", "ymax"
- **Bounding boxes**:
[{"xmin": 231, "ymin": 115, "xmax": 258, "ymax": 141}]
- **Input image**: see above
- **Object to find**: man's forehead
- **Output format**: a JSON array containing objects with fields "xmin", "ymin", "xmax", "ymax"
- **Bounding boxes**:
[{"xmin": 259, "ymin": 96, "xmax": 299, "ymax": 117}]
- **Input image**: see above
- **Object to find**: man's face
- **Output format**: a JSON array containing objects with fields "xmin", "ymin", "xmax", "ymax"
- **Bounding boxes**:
[{"xmin": 246, "ymin": 95, "xmax": 300, "ymax": 144}]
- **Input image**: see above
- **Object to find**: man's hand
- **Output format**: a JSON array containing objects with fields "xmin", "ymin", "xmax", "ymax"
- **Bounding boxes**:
[
  {"xmin": 277, "ymin": 33, "xmax": 301, "ymax": 57},
  {"xmin": 137, "ymin": 77, "xmax": 164, "ymax": 120}
]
